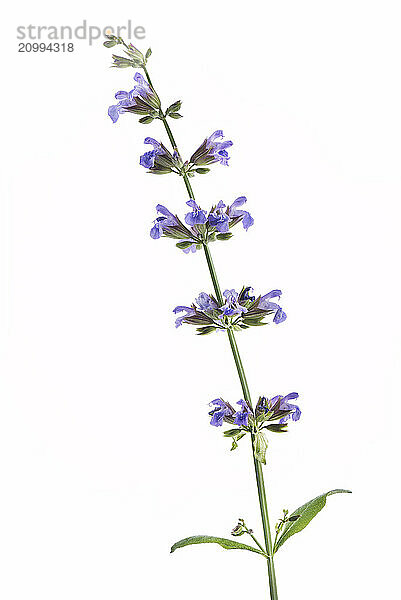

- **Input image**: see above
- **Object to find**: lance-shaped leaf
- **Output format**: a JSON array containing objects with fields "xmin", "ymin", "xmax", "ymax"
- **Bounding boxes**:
[
  {"xmin": 223, "ymin": 428, "xmax": 247, "ymax": 450},
  {"xmin": 196, "ymin": 325, "xmax": 217, "ymax": 335},
  {"xmin": 274, "ymin": 489, "xmax": 352, "ymax": 553},
  {"xmin": 171, "ymin": 535, "xmax": 267, "ymax": 557}
]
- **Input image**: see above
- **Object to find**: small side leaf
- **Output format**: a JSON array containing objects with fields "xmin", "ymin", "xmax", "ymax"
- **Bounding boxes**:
[
  {"xmin": 216, "ymin": 232, "xmax": 233, "ymax": 241},
  {"xmin": 196, "ymin": 325, "xmax": 217, "ymax": 335},
  {"xmin": 223, "ymin": 428, "xmax": 243, "ymax": 437},
  {"xmin": 223, "ymin": 428, "xmax": 247, "ymax": 451},
  {"xmin": 176, "ymin": 241, "xmax": 194, "ymax": 249},
  {"xmin": 139, "ymin": 116, "xmax": 154, "ymax": 124},
  {"xmin": 274, "ymin": 489, "xmax": 352, "ymax": 553},
  {"xmin": 171, "ymin": 535, "xmax": 266, "ymax": 557},
  {"xmin": 166, "ymin": 100, "xmax": 182, "ymax": 114},
  {"xmin": 264, "ymin": 423, "xmax": 288, "ymax": 433}
]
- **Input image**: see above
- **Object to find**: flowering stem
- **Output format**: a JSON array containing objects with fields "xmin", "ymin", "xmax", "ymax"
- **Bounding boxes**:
[
  {"xmin": 226, "ymin": 320, "xmax": 278, "ymax": 600},
  {"xmin": 202, "ymin": 243, "xmax": 223, "ymax": 304},
  {"xmin": 142, "ymin": 66, "xmax": 279, "ymax": 600},
  {"xmin": 208, "ymin": 250, "xmax": 279, "ymax": 599}
]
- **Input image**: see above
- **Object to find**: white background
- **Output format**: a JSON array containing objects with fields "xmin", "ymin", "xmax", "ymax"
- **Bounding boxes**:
[{"xmin": 1, "ymin": 2, "xmax": 400, "ymax": 599}]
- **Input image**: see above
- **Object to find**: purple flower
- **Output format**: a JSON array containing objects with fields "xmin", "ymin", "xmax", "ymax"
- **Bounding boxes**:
[
  {"xmin": 108, "ymin": 90, "xmax": 136, "ymax": 123},
  {"xmin": 140, "ymin": 137, "xmax": 165, "ymax": 169},
  {"xmin": 173, "ymin": 305, "xmax": 196, "ymax": 328},
  {"xmin": 273, "ymin": 393, "xmax": 301, "ymax": 423},
  {"xmin": 220, "ymin": 289, "xmax": 247, "ymax": 317},
  {"xmin": 196, "ymin": 292, "xmax": 217, "ymax": 312},
  {"xmin": 185, "ymin": 199, "xmax": 207, "ymax": 226},
  {"xmin": 256, "ymin": 394, "xmax": 301, "ymax": 424},
  {"xmin": 150, "ymin": 204, "xmax": 178, "ymax": 239},
  {"xmin": 259, "ymin": 290, "xmax": 287, "ymax": 324},
  {"xmin": 228, "ymin": 197, "xmax": 254, "ymax": 231},
  {"xmin": 131, "ymin": 72, "xmax": 153, "ymax": 99},
  {"xmin": 206, "ymin": 130, "xmax": 233, "ymax": 166},
  {"xmin": 273, "ymin": 308, "xmax": 287, "ymax": 324},
  {"xmin": 209, "ymin": 398, "xmax": 235, "ymax": 427},
  {"xmin": 208, "ymin": 201, "xmax": 230, "ymax": 233},
  {"xmin": 234, "ymin": 399, "xmax": 251, "ymax": 427},
  {"xmin": 108, "ymin": 73, "xmax": 158, "ymax": 123},
  {"xmin": 140, "ymin": 151, "xmax": 157, "ymax": 169}
]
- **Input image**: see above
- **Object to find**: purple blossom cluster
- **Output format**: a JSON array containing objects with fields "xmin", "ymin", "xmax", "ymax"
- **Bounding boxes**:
[
  {"xmin": 149, "ymin": 197, "xmax": 254, "ymax": 253},
  {"xmin": 190, "ymin": 130, "xmax": 233, "ymax": 167},
  {"xmin": 173, "ymin": 287, "xmax": 286, "ymax": 334},
  {"xmin": 138, "ymin": 130, "xmax": 233, "ymax": 176},
  {"xmin": 108, "ymin": 73, "xmax": 159, "ymax": 123},
  {"xmin": 209, "ymin": 393, "xmax": 301, "ymax": 429}
]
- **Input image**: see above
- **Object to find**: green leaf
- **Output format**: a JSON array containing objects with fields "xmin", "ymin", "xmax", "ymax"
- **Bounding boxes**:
[
  {"xmin": 230, "ymin": 433, "xmax": 246, "ymax": 450},
  {"xmin": 195, "ymin": 167, "xmax": 210, "ymax": 174},
  {"xmin": 242, "ymin": 318, "xmax": 267, "ymax": 327},
  {"xmin": 170, "ymin": 112, "xmax": 183, "ymax": 119},
  {"xmin": 139, "ymin": 116, "xmax": 154, "ymax": 124},
  {"xmin": 176, "ymin": 241, "xmax": 194, "ymax": 249},
  {"xmin": 223, "ymin": 428, "xmax": 243, "ymax": 437},
  {"xmin": 274, "ymin": 489, "xmax": 352, "ymax": 553},
  {"xmin": 216, "ymin": 232, "xmax": 233, "ymax": 241},
  {"xmin": 196, "ymin": 326, "xmax": 216, "ymax": 335},
  {"xmin": 145, "ymin": 48, "xmax": 152, "ymax": 59},
  {"xmin": 223, "ymin": 428, "xmax": 247, "ymax": 451},
  {"xmin": 264, "ymin": 423, "xmax": 288, "ymax": 433},
  {"xmin": 167, "ymin": 100, "xmax": 182, "ymax": 113},
  {"xmin": 171, "ymin": 535, "xmax": 267, "ymax": 557}
]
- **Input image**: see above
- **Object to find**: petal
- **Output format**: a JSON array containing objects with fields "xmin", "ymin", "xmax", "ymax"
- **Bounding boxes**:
[
  {"xmin": 108, "ymin": 104, "xmax": 121, "ymax": 123},
  {"xmin": 273, "ymin": 308, "xmax": 287, "ymax": 324},
  {"xmin": 114, "ymin": 90, "xmax": 129, "ymax": 100},
  {"xmin": 241, "ymin": 211, "xmax": 254, "ymax": 230},
  {"xmin": 150, "ymin": 223, "xmax": 162, "ymax": 239},
  {"xmin": 133, "ymin": 72, "xmax": 147, "ymax": 85},
  {"xmin": 230, "ymin": 196, "xmax": 247, "ymax": 210},
  {"xmin": 292, "ymin": 406, "xmax": 302, "ymax": 421},
  {"xmin": 262, "ymin": 289, "xmax": 282, "ymax": 301},
  {"xmin": 156, "ymin": 204, "xmax": 174, "ymax": 218},
  {"xmin": 216, "ymin": 140, "xmax": 233, "ymax": 150},
  {"xmin": 144, "ymin": 137, "xmax": 162, "ymax": 152},
  {"xmin": 184, "ymin": 213, "xmax": 196, "ymax": 226},
  {"xmin": 173, "ymin": 305, "xmax": 192, "ymax": 314},
  {"xmin": 210, "ymin": 398, "xmax": 225, "ymax": 408},
  {"xmin": 207, "ymin": 130, "xmax": 223, "ymax": 144}
]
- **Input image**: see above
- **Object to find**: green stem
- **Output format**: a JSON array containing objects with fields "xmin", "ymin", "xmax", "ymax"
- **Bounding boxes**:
[
  {"xmin": 254, "ymin": 459, "xmax": 279, "ymax": 599},
  {"xmin": 225, "ymin": 303, "xmax": 278, "ymax": 599},
  {"xmin": 208, "ymin": 253, "xmax": 279, "ymax": 600},
  {"xmin": 203, "ymin": 243, "xmax": 223, "ymax": 304},
  {"xmin": 247, "ymin": 529, "xmax": 268, "ymax": 556},
  {"xmin": 142, "ymin": 64, "xmax": 278, "ymax": 600}
]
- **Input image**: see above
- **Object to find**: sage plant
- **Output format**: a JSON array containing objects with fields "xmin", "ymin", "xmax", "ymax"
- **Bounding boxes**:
[{"xmin": 104, "ymin": 36, "xmax": 351, "ymax": 599}]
